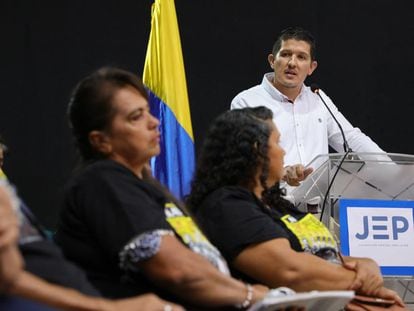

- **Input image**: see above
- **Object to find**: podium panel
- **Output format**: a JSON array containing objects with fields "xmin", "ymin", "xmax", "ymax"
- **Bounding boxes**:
[
  {"xmin": 290, "ymin": 153, "xmax": 414, "ymax": 302},
  {"xmin": 290, "ymin": 152, "xmax": 414, "ymax": 227},
  {"xmin": 339, "ymin": 198, "xmax": 414, "ymax": 276}
]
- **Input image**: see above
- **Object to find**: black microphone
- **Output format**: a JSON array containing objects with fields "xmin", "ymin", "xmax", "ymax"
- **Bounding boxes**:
[{"xmin": 310, "ymin": 84, "xmax": 351, "ymax": 153}]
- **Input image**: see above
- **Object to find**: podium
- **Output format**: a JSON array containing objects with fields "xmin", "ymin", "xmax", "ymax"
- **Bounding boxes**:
[
  {"xmin": 290, "ymin": 152, "xmax": 414, "ymax": 228},
  {"xmin": 290, "ymin": 152, "xmax": 414, "ymax": 303}
]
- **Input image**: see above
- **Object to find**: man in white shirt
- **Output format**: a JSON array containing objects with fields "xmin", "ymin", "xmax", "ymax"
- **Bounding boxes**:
[{"xmin": 231, "ymin": 27, "xmax": 383, "ymax": 183}]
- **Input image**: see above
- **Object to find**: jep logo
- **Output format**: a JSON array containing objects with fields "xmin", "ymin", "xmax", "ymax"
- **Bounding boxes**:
[
  {"xmin": 340, "ymin": 199, "xmax": 414, "ymax": 273},
  {"xmin": 355, "ymin": 215, "xmax": 409, "ymax": 240}
]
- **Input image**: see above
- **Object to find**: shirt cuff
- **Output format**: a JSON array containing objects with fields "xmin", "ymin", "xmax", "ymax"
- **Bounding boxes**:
[{"xmin": 119, "ymin": 229, "xmax": 174, "ymax": 272}]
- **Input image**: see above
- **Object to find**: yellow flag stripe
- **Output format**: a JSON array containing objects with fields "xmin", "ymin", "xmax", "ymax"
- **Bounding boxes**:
[{"xmin": 143, "ymin": 0, "xmax": 193, "ymax": 139}]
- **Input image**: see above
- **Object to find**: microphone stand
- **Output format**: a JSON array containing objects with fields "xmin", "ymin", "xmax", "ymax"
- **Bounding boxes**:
[
  {"xmin": 319, "ymin": 150, "xmax": 350, "ymax": 223},
  {"xmin": 310, "ymin": 85, "xmax": 352, "ymax": 222},
  {"xmin": 312, "ymin": 88, "xmax": 350, "ymax": 153}
]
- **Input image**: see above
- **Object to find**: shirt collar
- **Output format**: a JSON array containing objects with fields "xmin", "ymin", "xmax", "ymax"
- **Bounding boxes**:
[{"xmin": 262, "ymin": 72, "xmax": 306, "ymax": 102}]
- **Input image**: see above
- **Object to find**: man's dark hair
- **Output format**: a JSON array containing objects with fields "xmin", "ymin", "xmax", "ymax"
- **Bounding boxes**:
[{"xmin": 272, "ymin": 27, "xmax": 316, "ymax": 60}]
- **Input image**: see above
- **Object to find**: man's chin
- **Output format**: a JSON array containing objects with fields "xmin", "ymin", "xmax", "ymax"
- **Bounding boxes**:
[{"xmin": 282, "ymin": 81, "xmax": 300, "ymax": 88}]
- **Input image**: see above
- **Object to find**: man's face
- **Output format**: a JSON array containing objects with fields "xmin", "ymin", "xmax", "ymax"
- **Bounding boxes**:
[{"xmin": 268, "ymin": 39, "xmax": 317, "ymax": 92}]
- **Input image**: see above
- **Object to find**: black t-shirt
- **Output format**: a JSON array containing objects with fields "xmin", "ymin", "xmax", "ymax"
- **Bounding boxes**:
[
  {"xmin": 55, "ymin": 159, "xmax": 228, "ymax": 301},
  {"xmin": 18, "ymin": 202, "xmax": 100, "ymax": 297},
  {"xmin": 20, "ymin": 240, "xmax": 101, "ymax": 297},
  {"xmin": 194, "ymin": 186, "xmax": 304, "ymax": 260},
  {"xmin": 194, "ymin": 186, "xmax": 339, "ymax": 282}
]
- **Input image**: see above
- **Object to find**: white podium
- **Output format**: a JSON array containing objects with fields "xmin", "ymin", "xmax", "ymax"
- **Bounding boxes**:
[
  {"xmin": 290, "ymin": 152, "xmax": 414, "ymax": 303},
  {"xmin": 290, "ymin": 152, "xmax": 414, "ymax": 227}
]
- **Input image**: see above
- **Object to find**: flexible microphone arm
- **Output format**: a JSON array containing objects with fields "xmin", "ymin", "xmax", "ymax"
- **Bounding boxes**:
[{"xmin": 310, "ymin": 84, "xmax": 351, "ymax": 153}]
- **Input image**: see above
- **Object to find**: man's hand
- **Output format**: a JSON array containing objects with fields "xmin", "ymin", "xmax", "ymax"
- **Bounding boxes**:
[{"xmin": 283, "ymin": 165, "xmax": 313, "ymax": 186}]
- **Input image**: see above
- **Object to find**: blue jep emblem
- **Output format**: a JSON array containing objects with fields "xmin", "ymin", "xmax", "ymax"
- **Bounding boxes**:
[
  {"xmin": 340, "ymin": 199, "xmax": 414, "ymax": 275},
  {"xmin": 355, "ymin": 215, "xmax": 409, "ymax": 240}
]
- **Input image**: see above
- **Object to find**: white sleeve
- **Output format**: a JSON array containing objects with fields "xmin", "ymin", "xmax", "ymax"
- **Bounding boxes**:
[{"xmin": 230, "ymin": 93, "xmax": 249, "ymax": 110}]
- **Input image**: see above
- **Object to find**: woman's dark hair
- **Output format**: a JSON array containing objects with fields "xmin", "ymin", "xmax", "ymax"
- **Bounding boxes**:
[
  {"xmin": 67, "ymin": 67, "xmax": 185, "ymax": 210},
  {"xmin": 186, "ymin": 106, "xmax": 292, "ymax": 213},
  {"xmin": 68, "ymin": 67, "xmax": 148, "ymax": 162}
]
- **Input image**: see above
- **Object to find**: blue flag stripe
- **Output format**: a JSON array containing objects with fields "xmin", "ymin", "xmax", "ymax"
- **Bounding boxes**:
[{"xmin": 148, "ymin": 91, "xmax": 195, "ymax": 197}]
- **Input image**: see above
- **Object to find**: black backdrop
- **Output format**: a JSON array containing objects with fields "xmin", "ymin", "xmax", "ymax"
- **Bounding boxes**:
[{"xmin": 1, "ymin": 0, "xmax": 414, "ymax": 228}]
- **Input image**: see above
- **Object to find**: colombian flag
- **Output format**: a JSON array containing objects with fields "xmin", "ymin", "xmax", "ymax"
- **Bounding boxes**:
[{"xmin": 143, "ymin": 0, "xmax": 195, "ymax": 198}]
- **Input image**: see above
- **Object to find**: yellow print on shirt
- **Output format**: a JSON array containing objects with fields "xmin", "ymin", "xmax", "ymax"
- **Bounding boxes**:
[
  {"xmin": 164, "ymin": 202, "xmax": 209, "ymax": 245},
  {"xmin": 164, "ymin": 203, "xmax": 230, "ymax": 274},
  {"xmin": 281, "ymin": 213, "xmax": 338, "ymax": 253}
]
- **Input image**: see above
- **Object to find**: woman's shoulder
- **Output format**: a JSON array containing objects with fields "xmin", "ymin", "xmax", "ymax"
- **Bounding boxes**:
[
  {"xmin": 65, "ymin": 160, "xmax": 153, "ymax": 198},
  {"xmin": 82, "ymin": 159, "xmax": 132, "ymax": 176},
  {"xmin": 69, "ymin": 160, "xmax": 136, "ymax": 185},
  {"xmin": 197, "ymin": 186, "xmax": 259, "ymax": 216},
  {"xmin": 205, "ymin": 186, "xmax": 256, "ymax": 203}
]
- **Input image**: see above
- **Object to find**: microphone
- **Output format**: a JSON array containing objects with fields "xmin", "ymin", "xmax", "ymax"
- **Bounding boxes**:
[{"xmin": 310, "ymin": 84, "xmax": 351, "ymax": 153}]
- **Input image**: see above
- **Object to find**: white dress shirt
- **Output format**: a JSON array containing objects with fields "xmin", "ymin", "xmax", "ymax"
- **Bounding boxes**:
[{"xmin": 231, "ymin": 73, "xmax": 384, "ymax": 168}]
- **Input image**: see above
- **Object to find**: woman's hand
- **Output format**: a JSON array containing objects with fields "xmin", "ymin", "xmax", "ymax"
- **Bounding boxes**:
[
  {"xmin": 343, "ymin": 257, "xmax": 383, "ymax": 296},
  {"xmin": 372, "ymin": 287, "xmax": 405, "ymax": 307},
  {"xmin": 111, "ymin": 293, "xmax": 186, "ymax": 311}
]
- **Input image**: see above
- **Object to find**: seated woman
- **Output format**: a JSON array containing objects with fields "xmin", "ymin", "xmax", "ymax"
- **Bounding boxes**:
[
  {"xmin": 55, "ymin": 67, "xmax": 268, "ymax": 310},
  {"xmin": 0, "ymin": 172, "xmax": 184, "ymax": 311},
  {"xmin": 187, "ymin": 107, "xmax": 403, "ymax": 306}
]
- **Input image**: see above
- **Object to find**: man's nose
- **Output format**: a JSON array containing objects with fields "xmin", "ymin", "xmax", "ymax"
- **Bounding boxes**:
[{"xmin": 287, "ymin": 56, "xmax": 297, "ymax": 67}]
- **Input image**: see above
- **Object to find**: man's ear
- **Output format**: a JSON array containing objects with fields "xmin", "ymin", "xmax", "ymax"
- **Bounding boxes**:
[
  {"xmin": 267, "ymin": 54, "xmax": 275, "ymax": 69},
  {"xmin": 308, "ymin": 60, "xmax": 318, "ymax": 76},
  {"xmin": 88, "ymin": 130, "xmax": 112, "ymax": 155}
]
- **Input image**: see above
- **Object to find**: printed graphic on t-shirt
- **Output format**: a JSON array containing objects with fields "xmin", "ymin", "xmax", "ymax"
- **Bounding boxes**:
[
  {"xmin": 281, "ymin": 213, "xmax": 340, "ymax": 264},
  {"xmin": 165, "ymin": 202, "xmax": 230, "ymax": 274}
]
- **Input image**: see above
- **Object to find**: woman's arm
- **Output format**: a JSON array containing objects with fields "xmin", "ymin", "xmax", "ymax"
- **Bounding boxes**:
[
  {"xmin": 0, "ymin": 185, "xmax": 24, "ymax": 292},
  {"xmin": 8, "ymin": 271, "xmax": 184, "ymax": 311},
  {"xmin": 232, "ymin": 238, "xmax": 358, "ymax": 292},
  {"xmin": 139, "ymin": 235, "xmax": 268, "ymax": 308},
  {"xmin": 232, "ymin": 237, "xmax": 405, "ymax": 306},
  {"xmin": 0, "ymin": 246, "xmax": 23, "ymax": 292}
]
